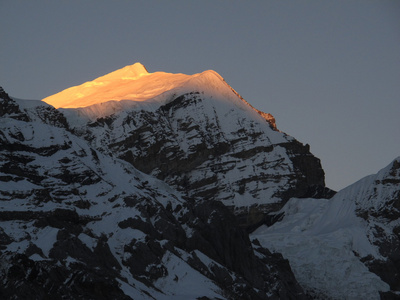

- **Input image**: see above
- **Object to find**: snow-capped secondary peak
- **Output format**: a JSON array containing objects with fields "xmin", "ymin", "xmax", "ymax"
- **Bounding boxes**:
[
  {"xmin": 98, "ymin": 62, "xmax": 149, "ymax": 81},
  {"xmin": 42, "ymin": 63, "xmax": 232, "ymax": 110}
]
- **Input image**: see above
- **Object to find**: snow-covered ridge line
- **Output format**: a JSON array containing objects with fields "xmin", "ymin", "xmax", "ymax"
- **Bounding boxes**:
[
  {"xmin": 41, "ymin": 62, "xmax": 277, "ymax": 131},
  {"xmin": 211, "ymin": 73, "xmax": 278, "ymax": 131}
]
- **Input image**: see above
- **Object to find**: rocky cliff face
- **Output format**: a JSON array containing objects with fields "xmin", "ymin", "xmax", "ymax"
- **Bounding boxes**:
[
  {"xmin": 0, "ymin": 92, "xmax": 307, "ymax": 299},
  {"xmin": 353, "ymin": 158, "xmax": 400, "ymax": 298}
]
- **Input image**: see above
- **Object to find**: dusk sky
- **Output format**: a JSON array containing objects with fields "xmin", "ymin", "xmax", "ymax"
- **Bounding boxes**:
[{"xmin": 1, "ymin": 0, "xmax": 399, "ymax": 191}]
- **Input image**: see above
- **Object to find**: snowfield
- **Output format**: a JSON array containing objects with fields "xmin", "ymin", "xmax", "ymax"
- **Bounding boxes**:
[{"xmin": 252, "ymin": 157, "xmax": 400, "ymax": 299}]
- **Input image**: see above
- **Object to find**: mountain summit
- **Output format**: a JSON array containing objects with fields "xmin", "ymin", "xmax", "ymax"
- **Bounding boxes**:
[{"xmin": 42, "ymin": 63, "xmax": 235, "ymax": 110}]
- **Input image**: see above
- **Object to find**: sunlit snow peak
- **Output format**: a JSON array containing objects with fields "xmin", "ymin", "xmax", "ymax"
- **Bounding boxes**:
[
  {"xmin": 42, "ymin": 62, "xmax": 153, "ymax": 109},
  {"xmin": 98, "ymin": 62, "xmax": 149, "ymax": 81},
  {"xmin": 42, "ymin": 62, "xmax": 235, "ymax": 109}
]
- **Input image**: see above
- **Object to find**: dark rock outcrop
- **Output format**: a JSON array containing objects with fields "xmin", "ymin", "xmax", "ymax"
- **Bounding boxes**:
[{"xmin": 0, "ymin": 86, "xmax": 29, "ymax": 121}]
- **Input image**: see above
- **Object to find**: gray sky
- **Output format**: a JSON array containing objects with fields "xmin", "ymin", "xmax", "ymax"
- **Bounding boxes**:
[{"xmin": 1, "ymin": 0, "xmax": 399, "ymax": 191}]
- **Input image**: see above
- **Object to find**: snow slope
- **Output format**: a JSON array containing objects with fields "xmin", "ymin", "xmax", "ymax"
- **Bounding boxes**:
[{"xmin": 252, "ymin": 157, "xmax": 400, "ymax": 299}]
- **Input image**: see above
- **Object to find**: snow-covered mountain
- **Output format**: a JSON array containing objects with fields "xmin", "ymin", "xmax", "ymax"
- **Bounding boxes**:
[
  {"xmin": 44, "ymin": 63, "xmax": 333, "ymax": 230},
  {"xmin": 1, "ymin": 62, "xmax": 399, "ymax": 299}
]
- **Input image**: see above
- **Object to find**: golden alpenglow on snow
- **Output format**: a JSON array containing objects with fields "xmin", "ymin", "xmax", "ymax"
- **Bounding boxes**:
[{"xmin": 42, "ymin": 62, "xmax": 227, "ymax": 109}]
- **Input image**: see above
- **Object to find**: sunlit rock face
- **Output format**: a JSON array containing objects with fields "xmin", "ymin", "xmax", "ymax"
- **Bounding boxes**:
[{"xmin": 47, "ymin": 63, "xmax": 332, "ymax": 229}]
